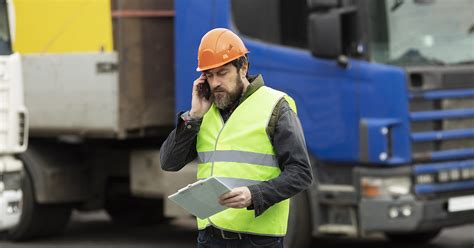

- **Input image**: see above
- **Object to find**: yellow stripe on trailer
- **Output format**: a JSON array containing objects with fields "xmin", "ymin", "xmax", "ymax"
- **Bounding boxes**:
[{"xmin": 12, "ymin": 0, "xmax": 113, "ymax": 54}]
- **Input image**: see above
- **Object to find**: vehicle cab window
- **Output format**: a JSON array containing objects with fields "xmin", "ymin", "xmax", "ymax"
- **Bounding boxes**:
[
  {"xmin": 231, "ymin": 0, "xmax": 309, "ymax": 49},
  {"xmin": 0, "ymin": 0, "xmax": 12, "ymax": 55}
]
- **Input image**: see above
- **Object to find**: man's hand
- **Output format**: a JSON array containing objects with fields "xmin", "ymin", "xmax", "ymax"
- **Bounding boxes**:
[
  {"xmin": 189, "ymin": 75, "xmax": 212, "ymax": 119},
  {"xmin": 218, "ymin": 187, "xmax": 252, "ymax": 208}
]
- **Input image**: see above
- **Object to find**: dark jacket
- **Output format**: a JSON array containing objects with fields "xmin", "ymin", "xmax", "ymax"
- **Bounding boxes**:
[{"xmin": 160, "ymin": 75, "xmax": 313, "ymax": 216}]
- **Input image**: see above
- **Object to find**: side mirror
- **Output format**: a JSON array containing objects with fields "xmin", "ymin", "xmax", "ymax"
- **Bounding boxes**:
[{"xmin": 308, "ymin": 7, "xmax": 357, "ymax": 59}]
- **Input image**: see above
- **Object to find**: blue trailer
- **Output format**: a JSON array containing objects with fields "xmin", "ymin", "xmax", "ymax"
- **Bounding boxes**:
[{"xmin": 175, "ymin": 0, "xmax": 474, "ymax": 246}]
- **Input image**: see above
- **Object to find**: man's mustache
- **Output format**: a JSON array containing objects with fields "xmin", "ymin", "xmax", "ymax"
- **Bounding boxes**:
[{"xmin": 213, "ymin": 86, "xmax": 225, "ymax": 93}]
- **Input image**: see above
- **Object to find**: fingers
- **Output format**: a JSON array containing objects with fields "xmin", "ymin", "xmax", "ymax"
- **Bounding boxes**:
[
  {"xmin": 218, "ymin": 187, "xmax": 252, "ymax": 208},
  {"xmin": 219, "ymin": 194, "xmax": 244, "ymax": 204},
  {"xmin": 192, "ymin": 75, "xmax": 206, "ymax": 95},
  {"xmin": 192, "ymin": 75, "xmax": 210, "ymax": 101},
  {"xmin": 193, "ymin": 74, "xmax": 207, "ymax": 87},
  {"xmin": 219, "ymin": 195, "xmax": 251, "ymax": 208},
  {"xmin": 190, "ymin": 74, "xmax": 212, "ymax": 119},
  {"xmin": 222, "ymin": 201, "xmax": 249, "ymax": 208},
  {"xmin": 219, "ymin": 190, "xmax": 240, "ymax": 201}
]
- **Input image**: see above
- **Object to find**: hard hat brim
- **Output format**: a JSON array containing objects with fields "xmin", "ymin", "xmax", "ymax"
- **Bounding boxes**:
[{"xmin": 196, "ymin": 51, "xmax": 250, "ymax": 72}]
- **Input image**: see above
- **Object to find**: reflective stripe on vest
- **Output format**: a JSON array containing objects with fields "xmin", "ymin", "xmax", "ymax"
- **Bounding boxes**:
[
  {"xmin": 198, "ymin": 151, "xmax": 278, "ymax": 167},
  {"xmin": 196, "ymin": 86, "xmax": 296, "ymax": 236}
]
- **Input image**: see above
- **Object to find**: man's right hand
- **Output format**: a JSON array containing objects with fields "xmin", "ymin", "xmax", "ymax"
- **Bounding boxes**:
[{"xmin": 189, "ymin": 75, "xmax": 212, "ymax": 119}]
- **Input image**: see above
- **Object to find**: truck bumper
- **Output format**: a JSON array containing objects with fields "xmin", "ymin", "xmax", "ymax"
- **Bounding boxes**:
[
  {"xmin": 0, "ymin": 156, "xmax": 24, "ymax": 231},
  {"xmin": 0, "ymin": 190, "xmax": 23, "ymax": 231},
  {"xmin": 359, "ymin": 194, "xmax": 474, "ymax": 232}
]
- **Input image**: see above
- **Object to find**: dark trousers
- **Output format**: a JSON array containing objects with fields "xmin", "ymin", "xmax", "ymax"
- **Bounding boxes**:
[{"xmin": 197, "ymin": 228, "xmax": 284, "ymax": 248}]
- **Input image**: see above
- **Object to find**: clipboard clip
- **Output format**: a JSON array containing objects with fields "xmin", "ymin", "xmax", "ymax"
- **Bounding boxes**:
[{"xmin": 177, "ymin": 181, "xmax": 203, "ymax": 193}]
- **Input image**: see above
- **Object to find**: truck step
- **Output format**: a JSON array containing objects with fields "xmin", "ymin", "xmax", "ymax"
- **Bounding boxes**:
[{"xmin": 318, "ymin": 224, "xmax": 357, "ymax": 236}]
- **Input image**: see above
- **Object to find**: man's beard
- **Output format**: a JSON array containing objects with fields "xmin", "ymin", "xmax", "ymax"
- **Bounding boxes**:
[{"xmin": 213, "ymin": 75, "xmax": 244, "ymax": 110}]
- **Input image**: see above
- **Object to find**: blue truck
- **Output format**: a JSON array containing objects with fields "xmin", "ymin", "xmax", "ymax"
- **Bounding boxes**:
[
  {"xmin": 2, "ymin": 0, "xmax": 473, "ymax": 246},
  {"xmin": 175, "ymin": 0, "xmax": 474, "ymax": 246}
]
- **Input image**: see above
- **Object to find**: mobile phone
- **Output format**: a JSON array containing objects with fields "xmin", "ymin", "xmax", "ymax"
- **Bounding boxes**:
[{"xmin": 198, "ymin": 79, "xmax": 211, "ymax": 100}]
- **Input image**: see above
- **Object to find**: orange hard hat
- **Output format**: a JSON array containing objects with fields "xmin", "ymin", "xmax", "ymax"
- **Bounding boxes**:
[{"xmin": 196, "ymin": 28, "xmax": 249, "ymax": 72}]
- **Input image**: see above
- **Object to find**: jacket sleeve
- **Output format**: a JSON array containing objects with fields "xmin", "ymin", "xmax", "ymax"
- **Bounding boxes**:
[
  {"xmin": 247, "ymin": 100, "xmax": 313, "ymax": 216},
  {"xmin": 160, "ymin": 112, "xmax": 201, "ymax": 171}
]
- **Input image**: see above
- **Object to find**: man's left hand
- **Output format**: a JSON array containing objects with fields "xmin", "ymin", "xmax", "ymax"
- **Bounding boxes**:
[{"xmin": 218, "ymin": 187, "xmax": 252, "ymax": 208}]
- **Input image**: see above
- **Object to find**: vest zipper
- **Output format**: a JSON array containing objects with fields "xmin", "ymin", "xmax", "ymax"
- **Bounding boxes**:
[
  {"xmin": 210, "ymin": 113, "xmax": 225, "ymax": 176},
  {"xmin": 207, "ymin": 113, "xmax": 225, "ymax": 227}
]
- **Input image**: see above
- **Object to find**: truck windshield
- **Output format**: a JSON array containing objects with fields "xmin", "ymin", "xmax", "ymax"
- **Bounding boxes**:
[
  {"xmin": 0, "ymin": 0, "xmax": 12, "ymax": 55},
  {"xmin": 367, "ymin": 0, "xmax": 474, "ymax": 66}
]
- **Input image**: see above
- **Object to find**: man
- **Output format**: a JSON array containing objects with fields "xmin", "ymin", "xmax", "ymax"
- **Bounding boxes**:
[{"xmin": 161, "ymin": 28, "xmax": 312, "ymax": 248}]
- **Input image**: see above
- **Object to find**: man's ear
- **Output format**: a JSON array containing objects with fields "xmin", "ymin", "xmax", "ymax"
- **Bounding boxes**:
[{"xmin": 240, "ymin": 61, "xmax": 248, "ymax": 78}]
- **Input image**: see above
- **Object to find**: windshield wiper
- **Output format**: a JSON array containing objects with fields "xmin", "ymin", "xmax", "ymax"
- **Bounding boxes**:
[
  {"xmin": 392, "ymin": 0, "xmax": 436, "ymax": 12},
  {"xmin": 390, "ymin": 0, "xmax": 405, "ymax": 12},
  {"xmin": 453, "ymin": 60, "xmax": 474, "ymax": 65},
  {"xmin": 389, "ymin": 49, "xmax": 445, "ymax": 66}
]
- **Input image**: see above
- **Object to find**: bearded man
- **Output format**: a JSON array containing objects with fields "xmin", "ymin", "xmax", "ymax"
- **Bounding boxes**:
[{"xmin": 161, "ymin": 28, "xmax": 313, "ymax": 248}]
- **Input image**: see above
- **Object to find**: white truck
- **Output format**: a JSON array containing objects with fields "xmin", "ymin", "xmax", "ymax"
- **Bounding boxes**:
[
  {"xmin": 0, "ymin": 51, "xmax": 27, "ymax": 231},
  {"xmin": 1, "ymin": 0, "xmax": 194, "ymax": 240}
]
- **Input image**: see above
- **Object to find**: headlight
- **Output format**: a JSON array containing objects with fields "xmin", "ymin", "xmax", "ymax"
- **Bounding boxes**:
[
  {"xmin": 416, "ymin": 174, "xmax": 435, "ymax": 184},
  {"xmin": 361, "ymin": 176, "xmax": 411, "ymax": 198},
  {"xmin": 2, "ymin": 172, "xmax": 22, "ymax": 191}
]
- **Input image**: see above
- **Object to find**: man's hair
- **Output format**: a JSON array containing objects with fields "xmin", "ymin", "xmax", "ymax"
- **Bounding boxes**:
[{"xmin": 229, "ymin": 55, "xmax": 249, "ymax": 77}]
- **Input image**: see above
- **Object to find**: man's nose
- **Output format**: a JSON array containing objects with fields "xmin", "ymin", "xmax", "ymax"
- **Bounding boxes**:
[{"xmin": 208, "ymin": 77, "xmax": 220, "ymax": 88}]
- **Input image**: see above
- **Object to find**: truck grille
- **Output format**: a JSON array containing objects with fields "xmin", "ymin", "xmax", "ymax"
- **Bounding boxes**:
[
  {"xmin": 408, "ymin": 66, "xmax": 474, "ymax": 162},
  {"xmin": 18, "ymin": 112, "xmax": 26, "ymax": 146},
  {"xmin": 408, "ymin": 65, "xmax": 474, "ymax": 194},
  {"xmin": 0, "ymin": 78, "xmax": 8, "ymax": 151}
]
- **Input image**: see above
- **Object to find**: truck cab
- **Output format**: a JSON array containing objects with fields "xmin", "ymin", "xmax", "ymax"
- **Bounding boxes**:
[{"xmin": 0, "ymin": 0, "xmax": 27, "ymax": 231}]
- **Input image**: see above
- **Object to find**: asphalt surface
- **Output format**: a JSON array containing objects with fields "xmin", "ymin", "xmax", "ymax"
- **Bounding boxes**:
[{"xmin": 0, "ymin": 211, "xmax": 473, "ymax": 248}]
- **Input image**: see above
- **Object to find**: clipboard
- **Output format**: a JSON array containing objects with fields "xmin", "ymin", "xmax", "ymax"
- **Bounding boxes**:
[
  {"xmin": 168, "ymin": 177, "xmax": 258, "ymax": 219},
  {"xmin": 168, "ymin": 177, "xmax": 232, "ymax": 219}
]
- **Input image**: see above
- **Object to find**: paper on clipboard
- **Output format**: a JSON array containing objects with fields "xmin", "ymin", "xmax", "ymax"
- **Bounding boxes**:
[{"xmin": 168, "ymin": 177, "xmax": 257, "ymax": 219}]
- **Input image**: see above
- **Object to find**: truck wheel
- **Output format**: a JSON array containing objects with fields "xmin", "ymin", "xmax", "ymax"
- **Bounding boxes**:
[
  {"xmin": 104, "ymin": 178, "xmax": 165, "ymax": 225},
  {"xmin": 385, "ymin": 229, "xmax": 441, "ymax": 244},
  {"xmin": 7, "ymin": 170, "xmax": 72, "ymax": 241},
  {"xmin": 284, "ymin": 191, "xmax": 312, "ymax": 248}
]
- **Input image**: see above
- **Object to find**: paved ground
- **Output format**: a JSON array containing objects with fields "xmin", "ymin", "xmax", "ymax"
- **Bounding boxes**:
[{"xmin": 0, "ymin": 211, "xmax": 473, "ymax": 248}]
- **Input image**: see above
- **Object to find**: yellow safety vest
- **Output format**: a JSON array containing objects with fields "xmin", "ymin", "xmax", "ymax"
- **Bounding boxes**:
[{"xmin": 196, "ymin": 86, "xmax": 297, "ymax": 236}]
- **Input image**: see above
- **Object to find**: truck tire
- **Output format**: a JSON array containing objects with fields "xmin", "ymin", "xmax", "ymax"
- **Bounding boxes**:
[
  {"xmin": 104, "ymin": 178, "xmax": 165, "ymax": 225},
  {"xmin": 7, "ymin": 170, "xmax": 72, "ymax": 241},
  {"xmin": 284, "ymin": 191, "xmax": 312, "ymax": 248},
  {"xmin": 385, "ymin": 229, "xmax": 441, "ymax": 244}
]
